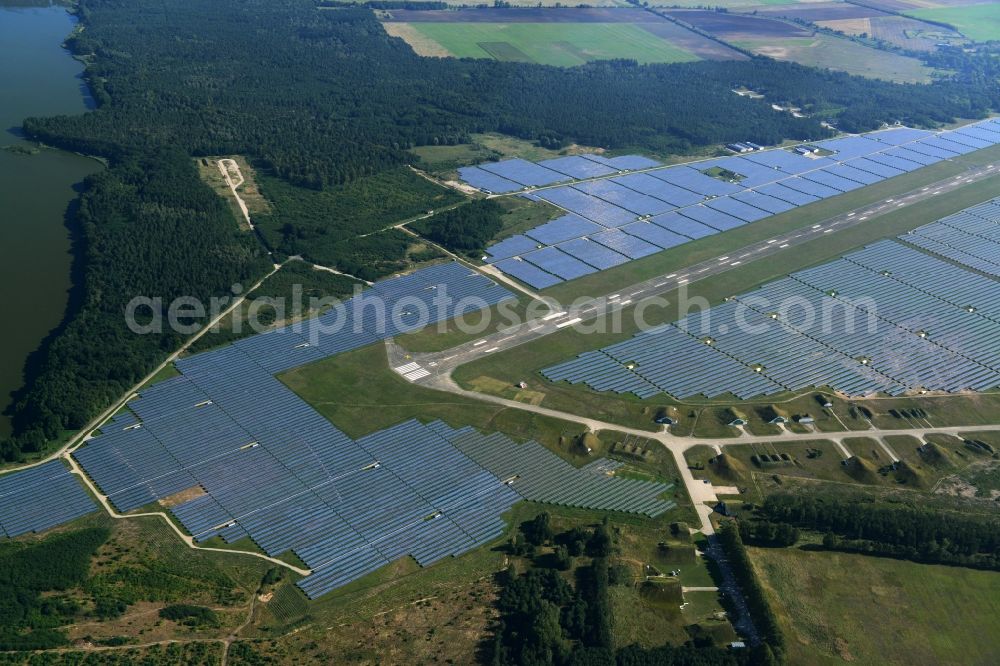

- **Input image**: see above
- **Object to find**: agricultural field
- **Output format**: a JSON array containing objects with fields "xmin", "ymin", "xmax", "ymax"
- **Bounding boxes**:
[
  {"xmin": 388, "ymin": 23, "xmax": 696, "ymax": 66},
  {"xmin": 749, "ymin": 547, "xmax": 1000, "ymax": 665},
  {"xmin": 665, "ymin": 9, "xmax": 936, "ymax": 81},
  {"xmin": 746, "ymin": 0, "xmax": 965, "ymax": 49},
  {"xmin": 733, "ymin": 34, "xmax": 933, "ymax": 83},
  {"xmin": 818, "ymin": 14, "xmax": 964, "ymax": 50},
  {"xmin": 382, "ymin": 8, "xmax": 744, "ymax": 66},
  {"xmin": 907, "ymin": 3, "xmax": 1000, "ymax": 43}
]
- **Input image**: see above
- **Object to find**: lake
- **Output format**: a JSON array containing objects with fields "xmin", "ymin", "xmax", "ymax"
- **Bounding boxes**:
[{"xmin": 0, "ymin": 2, "xmax": 100, "ymax": 438}]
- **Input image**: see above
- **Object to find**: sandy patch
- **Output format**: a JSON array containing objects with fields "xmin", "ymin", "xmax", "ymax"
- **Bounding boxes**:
[
  {"xmin": 158, "ymin": 484, "xmax": 207, "ymax": 508},
  {"xmin": 384, "ymin": 23, "xmax": 451, "ymax": 57}
]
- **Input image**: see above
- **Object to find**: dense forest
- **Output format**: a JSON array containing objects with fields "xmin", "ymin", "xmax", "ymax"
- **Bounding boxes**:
[
  {"xmin": 253, "ymin": 167, "xmax": 459, "ymax": 276},
  {"xmin": 6, "ymin": 0, "xmax": 1000, "ymax": 459},
  {"xmin": 26, "ymin": 1, "xmax": 997, "ymax": 189},
  {"xmin": 759, "ymin": 494, "xmax": 1000, "ymax": 570},
  {"xmin": 411, "ymin": 200, "xmax": 505, "ymax": 254},
  {"xmin": 0, "ymin": 527, "xmax": 109, "ymax": 650}
]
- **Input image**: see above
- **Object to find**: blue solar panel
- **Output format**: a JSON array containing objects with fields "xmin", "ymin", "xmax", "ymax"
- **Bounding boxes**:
[
  {"xmin": 584, "ymin": 154, "xmax": 662, "ymax": 170},
  {"xmin": 543, "ymin": 198, "xmax": 1000, "ymax": 400},
  {"xmin": 815, "ymin": 136, "xmax": 884, "ymax": 159},
  {"xmin": 951, "ymin": 123, "xmax": 1000, "ymax": 145},
  {"xmin": 779, "ymin": 177, "xmax": 842, "ymax": 199},
  {"xmin": 650, "ymin": 211, "xmax": 718, "ymax": 239},
  {"xmin": 841, "ymin": 158, "xmax": 903, "ymax": 179},
  {"xmin": 705, "ymin": 196, "xmax": 771, "ymax": 222},
  {"xmin": 884, "ymin": 146, "xmax": 938, "ymax": 166},
  {"xmin": 537, "ymin": 155, "xmax": 617, "ymax": 179},
  {"xmin": 647, "ymin": 165, "xmax": 742, "ymax": 196},
  {"xmin": 493, "ymin": 258, "xmax": 563, "ymax": 289},
  {"xmin": 707, "ymin": 156, "xmax": 785, "ymax": 187},
  {"xmin": 742, "ymin": 149, "xmax": 833, "ymax": 174},
  {"xmin": 573, "ymin": 180, "xmax": 674, "ymax": 215},
  {"xmin": 957, "ymin": 121, "xmax": 1000, "ymax": 138},
  {"xmin": 730, "ymin": 191, "xmax": 795, "ymax": 215},
  {"xmin": 863, "ymin": 152, "xmax": 922, "ymax": 173},
  {"xmin": 558, "ymin": 237, "xmax": 631, "ymax": 270},
  {"xmin": 612, "ymin": 173, "xmax": 705, "ymax": 207},
  {"xmin": 868, "ymin": 127, "xmax": 935, "ymax": 145},
  {"xmin": 591, "ymin": 229, "xmax": 660, "ymax": 259},
  {"xmin": 904, "ymin": 140, "xmax": 959, "ymax": 160},
  {"xmin": 524, "ymin": 214, "xmax": 602, "ymax": 245},
  {"xmin": 823, "ymin": 162, "xmax": 884, "ymax": 185},
  {"xmin": 913, "ymin": 136, "xmax": 966, "ymax": 156},
  {"xmin": 940, "ymin": 131, "xmax": 991, "ymax": 150},
  {"xmin": 536, "ymin": 186, "xmax": 637, "ymax": 227},
  {"xmin": 802, "ymin": 169, "xmax": 863, "ymax": 192},
  {"xmin": 522, "ymin": 246, "xmax": 597, "ymax": 281},
  {"xmin": 456, "ymin": 166, "xmax": 521, "ymax": 194},
  {"xmin": 755, "ymin": 182, "xmax": 820, "ymax": 207},
  {"xmin": 679, "ymin": 204, "xmax": 746, "ymax": 230},
  {"xmin": 621, "ymin": 221, "xmax": 688, "ymax": 249},
  {"xmin": 478, "ymin": 158, "xmax": 569, "ymax": 187},
  {"xmin": 485, "ymin": 234, "xmax": 539, "ymax": 262},
  {"xmin": 0, "ymin": 461, "xmax": 97, "ymax": 537}
]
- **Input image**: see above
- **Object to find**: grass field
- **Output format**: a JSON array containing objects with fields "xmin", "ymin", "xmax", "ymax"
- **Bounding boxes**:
[
  {"xmin": 280, "ymin": 342, "xmax": 614, "ymax": 464},
  {"xmin": 732, "ymin": 33, "xmax": 935, "ymax": 82},
  {"xmin": 908, "ymin": 4, "xmax": 1000, "ymax": 42},
  {"xmin": 749, "ymin": 547, "xmax": 1000, "ymax": 665},
  {"xmin": 393, "ymin": 22, "xmax": 700, "ymax": 66}
]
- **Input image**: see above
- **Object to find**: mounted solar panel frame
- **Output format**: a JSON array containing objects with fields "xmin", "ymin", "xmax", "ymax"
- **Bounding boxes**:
[{"xmin": 477, "ymin": 158, "xmax": 569, "ymax": 187}]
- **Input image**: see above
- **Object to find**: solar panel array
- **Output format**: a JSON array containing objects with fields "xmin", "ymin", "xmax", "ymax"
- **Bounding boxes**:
[
  {"xmin": 465, "ymin": 121, "xmax": 1000, "ymax": 289},
  {"xmin": 0, "ymin": 461, "xmax": 97, "ymax": 538},
  {"xmin": 901, "ymin": 200, "xmax": 1000, "ymax": 277},
  {"xmin": 428, "ymin": 422, "xmax": 676, "ymax": 518},
  {"xmin": 544, "ymin": 199, "xmax": 1000, "ymax": 399},
  {"xmin": 70, "ymin": 260, "xmax": 678, "ymax": 597}
]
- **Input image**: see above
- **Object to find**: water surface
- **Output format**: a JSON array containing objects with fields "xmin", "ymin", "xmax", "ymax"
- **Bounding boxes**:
[{"xmin": 0, "ymin": 2, "xmax": 100, "ymax": 437}]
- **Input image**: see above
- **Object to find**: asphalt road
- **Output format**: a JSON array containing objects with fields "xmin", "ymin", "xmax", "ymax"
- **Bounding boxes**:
[{"xmin": 403, "ymin": 159, "xmax": 1000, "ymax": 383}]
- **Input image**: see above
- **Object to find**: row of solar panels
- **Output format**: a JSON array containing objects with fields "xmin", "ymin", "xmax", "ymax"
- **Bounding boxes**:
[
  {"xmin": 459, "ymin": 153, "xmax": 662, "ymax": 194},
  {"xmin": 543, "ymin": 199, "xmax": 1000, "ymax": 399},
  {"xmin": 901, "ymin": 200, "xmax": 1000, "ymax": 279},
  {"xmin": 72, "ymin": 257, "xmax": 677, "ymax": 598},
  {"xmin": 231, "ymin": 261, "xmax": 516, "ymax": 374},
  {"xmin": 429, "ymin": 421, "xmax": 676, "ymax": 518},
  {"xmin": 0, "ymin": 461, "xmax": 97, "ymax": 538},
  {"xmin": 470, "ymin": 120, "xmax": 1000, "ymax": 289},
  {"xmin": 78, "ymin": 364, "xmax": 522, "ymax": 600}
]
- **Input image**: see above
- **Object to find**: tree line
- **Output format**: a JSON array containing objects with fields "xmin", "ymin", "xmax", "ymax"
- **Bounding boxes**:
[
  {"xmin": 759, "ymin": 494, "xmax": 1000, "ymax": 570},
  {"xmin": 716, "ymin": 523, "xmax": 784, "ymax": 664}
]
